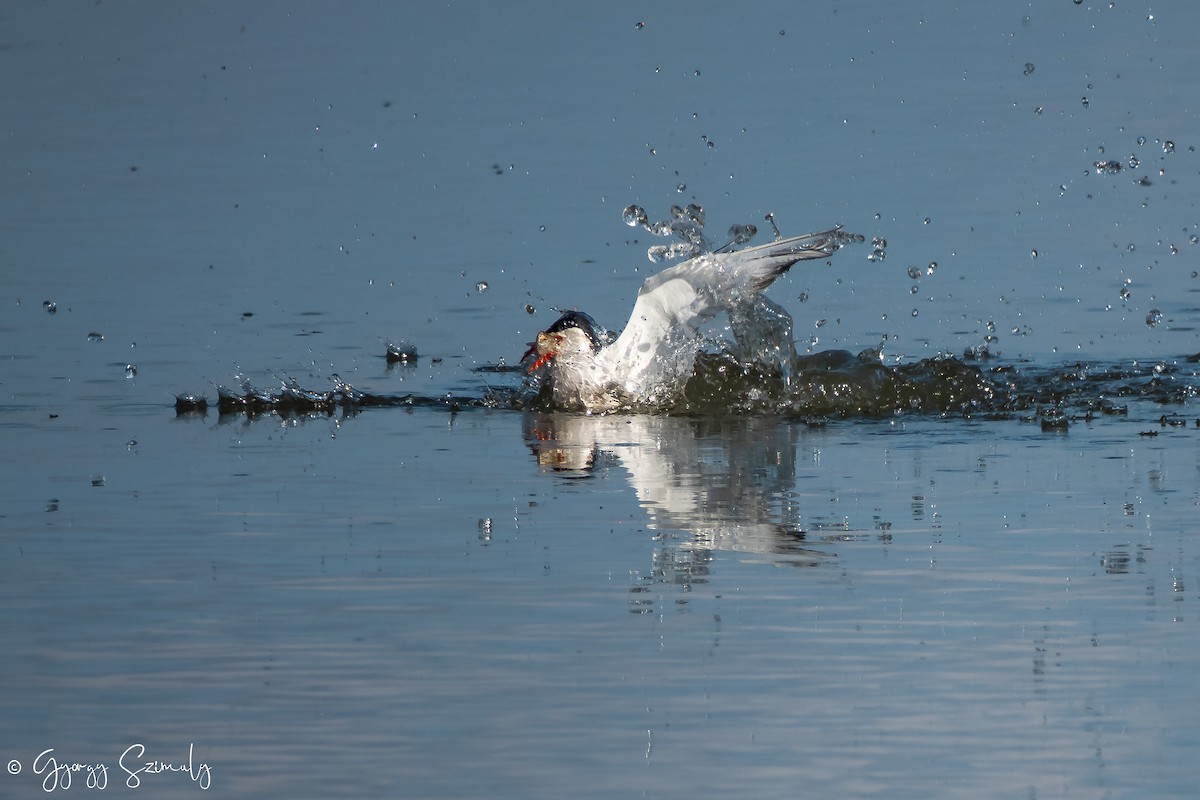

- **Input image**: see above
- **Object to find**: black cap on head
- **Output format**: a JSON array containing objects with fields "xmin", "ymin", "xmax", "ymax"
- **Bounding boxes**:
[{"xmin": 544, "ymin": 311, "xmax": 603, "ymax": 352}]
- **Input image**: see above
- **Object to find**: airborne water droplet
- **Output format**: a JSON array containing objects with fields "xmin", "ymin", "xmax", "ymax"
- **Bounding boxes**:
[
  {"xmin": 622, "ymin": 204, "xmax": 648, "ymax": 228},
  {"xmin": 475, "ymin": 281, "xmax": 489, "ymax": 293},
  {"xmin": 906, "ymin": 266, "xmax": 922, "ymax": 280},
  {"xmin": 87, "ymin": 332, "xmax": 104, "ymax": 342},
  {"xmin": 43, "ymin": 300, "xmax": 57, "ymax": 314},
  {"xmin": 1145, "ymin": 308, "xmax": 1163, "ymax": 328},
  {"xmin": 125, "ymin": 364, "xmax": 137, "ymax": 378},
  {"xmin": 647, "ymin": 245, "xmax": 672, "ymax": 263},
  {"xmin": 1023, "ymin": 62, "xmax": 1036, "ymax": 76},
  {"xmin": 728, "ymin": 223, "xmax": 757, "ymax": 245}
]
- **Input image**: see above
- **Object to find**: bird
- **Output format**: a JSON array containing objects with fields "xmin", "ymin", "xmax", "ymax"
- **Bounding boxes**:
[{"xmin": 523, "ymin": 226, "xmax": 859, "ymax": 412}]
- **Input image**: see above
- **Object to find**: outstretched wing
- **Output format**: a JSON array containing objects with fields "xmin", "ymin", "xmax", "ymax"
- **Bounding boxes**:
[{"xmin": 599, "ymin": 228, "xmax": 846, "ymax": 392}]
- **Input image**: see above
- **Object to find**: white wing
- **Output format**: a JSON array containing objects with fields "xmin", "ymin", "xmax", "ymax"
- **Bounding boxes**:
[{"xmin": 598, "ymin": 228, "xmax": 845, "ymax": 396}]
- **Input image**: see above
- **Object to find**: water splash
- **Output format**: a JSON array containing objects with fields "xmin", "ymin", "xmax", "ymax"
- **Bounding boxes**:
[
  {"xmin": 622, "ymin": 203, "xmax": 726, "ymax": 261},
  {"xmin": 385, "ymin": 340, "xmax": 419, "ymax": 364}
]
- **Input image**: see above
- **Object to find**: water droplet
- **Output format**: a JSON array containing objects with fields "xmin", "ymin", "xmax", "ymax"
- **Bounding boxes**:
[
  {"xmin": 926, "ymin": 261, "xmax": 937, "ymax": 275},
  {"xmin": 1031, "ymin": 249, "xmax": 1038, "ymax": 259},
  {"xmin": 1119, "ymin": 286, "xmax": 1131, "ymax": 301},
  {"xmin": 622, "ymin": 204, "xmax": 648, "ymax": 228},
  {"xmin": 647, "ymin": 245, "xmax": 672, "ymax": 263},
  {"xmin": 728, "ymin": 223, "xmax": 757, "ymax": 245},
  {"xmin": 923, "ymin": 217, "xmax": 931, "ymax": 225},
  {"xmin": 1190, "ymin": 234, "xmax": 1199, "ymax": 245},
  {"xmin": 1128, "ymin": 154, "xmax": 1140, "ymax": 169},
  {"xmin": 42, "ymin": 300, "xmax": 57, "ymax": 314},
  {"xmin": 1023, "ymin": 63, "xmax": 1035, "ymax": 76},
  {"xmin": 815, "ymin": 319, "xmax": 827, "ymax": 328},
  {"xmin": 1081, "ymin": 96, "xmax": 1090, "ymax": 108},
  {"xmin": 385, "ymin": 341, "xmax": 419, "ymax": 363},
  {"xmin": 1145, "ymin": 308, "xmax": 1162, "ymax": 328},
  {"xmin": 87, "ymin": 332, "xmax": 104, "ymax": 342},
  {"xmin": 1136, "ymin": 136, "xmax": 1147, "ymax": 146},
  {"xmin": 798, "ymin": 291, "xmax": 809, "ymax": 303},
  {"xmin": 693, "ymin": 69, "xmax": 701, "ymax": 77},
  {"xmin": 869, "ymin": 236, "xmax": 888, "ymax": 261},
  {"xmin": 906, "ymin": 266, "xmax": 922, "ymax": 280},
  {"xmin": 635, "ymin": 20, "xmax": 645, "ymax": 29},
  {"xmin": 911, "ymin": 309, "xmax": 919, "ymax": 317},
  {"xmin": 778, "ymin": 29, "xmax": 786, "ymax": 36},
  {"xmin": 684, "ymin": 203, "xmax": 704, "ymax": 226},
  {"xmin": 676, "ymin": 183, "xmax": 686, "ymax": 192},
  {"xmin": 910, "ymin": 285, "xmax": 919, "ymax": 294},
  {"xmin": 525, "ymin": 303, "xmax": 536, "ymax": 315},
  {"xmin": 1094, "ymin": 160, "xmax": 1123, "ymax": 175},
  {"xmin": 1034, "ymin": 106, "xmax": 1044, "ymax": 116},
  {"xmin": 764, "ymin": 212, "xmax": 783, "ymax": 241},
  {"xmin": 475, "ymin": 281, "xmax": 489, "ymax": 293}
]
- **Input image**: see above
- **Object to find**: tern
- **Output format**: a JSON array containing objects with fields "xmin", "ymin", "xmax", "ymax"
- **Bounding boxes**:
[{"xmin": 523, "ymin": 227, "xmax": 858, "ymax": 412}]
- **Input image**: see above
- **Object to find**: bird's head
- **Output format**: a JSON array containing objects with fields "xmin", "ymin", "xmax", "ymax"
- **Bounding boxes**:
[{"xmin": 522, "ymin": 311, "xmax": 605, "ymax": 373}]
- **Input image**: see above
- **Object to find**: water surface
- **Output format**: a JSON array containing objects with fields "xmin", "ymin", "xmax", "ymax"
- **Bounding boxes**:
[{"xmin": 2, "ymin": 2, "xmax": 1199, "ymax": 798}]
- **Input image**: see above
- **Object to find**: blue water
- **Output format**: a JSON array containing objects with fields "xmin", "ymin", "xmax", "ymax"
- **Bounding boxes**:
[{"xmin": 2, "ymin": 2, "xmax": 1199, "ymax": 798}]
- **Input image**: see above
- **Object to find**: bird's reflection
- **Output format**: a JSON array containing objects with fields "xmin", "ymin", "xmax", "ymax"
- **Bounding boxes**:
[{"xmin": 522, "ymin": 413, "xmax": 840, "ymax": 591}]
